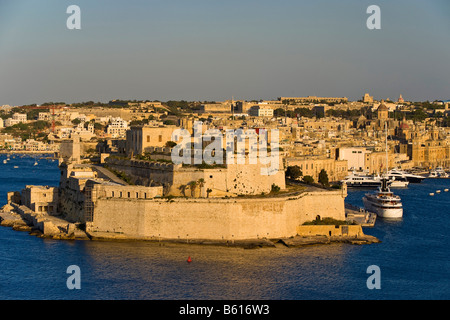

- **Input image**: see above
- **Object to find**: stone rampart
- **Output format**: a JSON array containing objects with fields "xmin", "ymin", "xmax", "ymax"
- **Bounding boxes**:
[
  {"xmin": 86, "ymin": 189, "xmax": 346, "ymax": 241},
  {"xmin": 296, "ymin": 225, "xmax": 363, "ymax": 237}
]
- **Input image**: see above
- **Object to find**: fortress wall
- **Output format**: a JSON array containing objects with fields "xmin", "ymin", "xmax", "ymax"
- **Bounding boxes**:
[
  {"xmin": 105, "ymin": 157, "xmax": 286, "ymax": 197},
  {"xmin": 86, "ymin": 190, "xmax": 346, "ymax": 240}
]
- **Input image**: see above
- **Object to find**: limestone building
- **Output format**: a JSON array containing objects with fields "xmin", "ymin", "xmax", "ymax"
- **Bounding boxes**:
[
  {"xmin": 125, "ymin": 125, "xmax": 179, "ymax": 156},
  {"xmin": 363, "ymin": 93, "xmax": 374, "ymax": 103},
  {"xmin": 285, "ymin": 156, "xmax": 348, "ymax": 182}
]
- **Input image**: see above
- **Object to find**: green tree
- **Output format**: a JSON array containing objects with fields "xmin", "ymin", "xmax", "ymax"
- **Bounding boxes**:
[
  {"xmin": 165, "ymin": 141, "xmax": 177, "ymax": 148},
  {"xmin": 303, "ymin": 175, "xmax": 314, "ymax": 184},
  {"xmin": 286, "ymin": 165, "xmax": 302, "ymax": 180},
  {"xmin": 318, "ymin": 169, "xmax": 329, "ymax": 187},
  {"xmin": 197, "ymin": 178, "xmax": 205, "ymax": 197},
  {"xmin": 188, "ymin": 181, "xmax": 197, "ymax": 197},
  {"xmin": 271, "ymin": 184, "xmax": 281, "ymax": 193}
]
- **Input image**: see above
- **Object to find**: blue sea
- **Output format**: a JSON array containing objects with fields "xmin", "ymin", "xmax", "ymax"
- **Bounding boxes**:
[{"xmin": 0, "ymin": 154, "xmax": 449, "ymax": 300}]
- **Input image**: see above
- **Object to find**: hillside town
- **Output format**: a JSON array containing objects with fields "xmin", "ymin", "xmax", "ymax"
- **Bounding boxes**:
[
  {"xmin": 1, "ymin": 94, "xmax": 449, "ymax": 183},
  {"xmin": 1, "ymin": 93, "xmax": 449, "ymax": 244}
]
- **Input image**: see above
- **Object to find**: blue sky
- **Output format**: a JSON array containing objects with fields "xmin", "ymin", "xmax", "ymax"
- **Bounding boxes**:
[{"xmin": 0, "ymin": 0, "xmax": 449, "ymax": 105}]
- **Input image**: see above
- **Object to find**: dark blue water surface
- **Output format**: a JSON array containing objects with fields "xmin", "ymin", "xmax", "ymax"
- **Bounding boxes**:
[{"xmin": 0, "ymin": 154, "xmax": 449, "ymax": 300}]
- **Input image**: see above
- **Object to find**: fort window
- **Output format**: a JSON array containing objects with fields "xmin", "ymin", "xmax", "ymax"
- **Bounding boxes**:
[
  {"xmin": 159, "ymin": 135, "xmax": 162, "ymax": 142},
  {"xmin": 144, "ymin": 193, "xmax": 147, "ymax": 199},
  {"xmin": 120, "ymin": 192, "xmax": 123, "ymax": 198},
  {"xmin": 147, "ymin": 135, "xmax": 150, "ymax": 142},
  {"xmin": 111, "ymin": 191, "xmax": 115, "ymax": 197},
  {"xmin": 127, "ymin": 192, "xmax": 131, "ymax": 198},
  {"xmin": 136, "ymin": 192, "xmax": 139, "ymax": 198}
]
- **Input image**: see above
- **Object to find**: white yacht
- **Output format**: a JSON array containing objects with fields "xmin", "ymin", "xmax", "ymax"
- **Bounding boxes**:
[
  {"xmin": 428, "ymin": 168, "xmax": 448, "ymax": 178},
  {"xmin": 363, "ymin": 178, "xmax": 403, "ymax": 219},
  {"xmin": 363, "ymin": 122, "xmax": 403, "ymax": 219},
  {"xmin": 428, "ymin": 170, "xmax": 439, "ymax": 178},
  {"xmin": 388, "ymin": 168, "xmax": 425, "ymax": 183},
  {"xmin": 341, "ymin": 172, "xmax": 392, "ymax": 188},
  {"xmin": 436, "ymin": 167, "xmax": 449, "ymax": 178},
  {"xmin": 389, "ymin": 177, "xmax": 409, "ymax": 188}
]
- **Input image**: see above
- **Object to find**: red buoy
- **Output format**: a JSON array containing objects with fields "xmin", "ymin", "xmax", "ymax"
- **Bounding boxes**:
[{"xmin": 187, "ymin": 256, "xmax": 192, "ymax": 263}]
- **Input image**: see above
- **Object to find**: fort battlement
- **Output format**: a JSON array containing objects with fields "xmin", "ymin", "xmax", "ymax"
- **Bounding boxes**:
[
  {"xmin": 104, "ymin": 157, "xmax": 285, "ymax": 197},
  {"xmin": 84, "ymin": 186, "xmax": 347, "ymax": 241},
  {"xmin": 106, "ymin": 157, "xmax": 179, "ymax": 170}
]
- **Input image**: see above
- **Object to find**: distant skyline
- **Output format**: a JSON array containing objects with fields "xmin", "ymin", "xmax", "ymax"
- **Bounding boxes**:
[{"xmin": 1, "ymin": 0, "xmax": 449, "ymax": 106}]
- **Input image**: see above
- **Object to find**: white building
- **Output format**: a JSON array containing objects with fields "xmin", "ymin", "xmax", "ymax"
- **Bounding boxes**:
[
  {"xmin": 13, "ymin": 113, "xmax": 27, "ymax": 122},
  {"xmin": 107, "ymin": 118, "xmax": 129, "ymax": 138},
  {"xmin": 249, "ymin": 106, "xmax": 274, "ymax": 117},
  {"xmin": 338, "ymin": 147, "xmax": 370, "ymax": 172},
  {"xmin": 4, "ymin": 113, "xmax": 27, "ymax": 127}
]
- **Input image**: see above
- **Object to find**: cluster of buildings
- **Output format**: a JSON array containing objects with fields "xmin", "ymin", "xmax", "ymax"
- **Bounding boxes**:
[
  {"xmin": 0, "ymin": 113, "xmax": 28, "ymax": 128},
  {"xmin": 4, "ymin": 94, "xmax": 450, "ymax": 242},
  {"xmin": 2, "ymin": 94, "xmax": 449, "ymax": 174}
]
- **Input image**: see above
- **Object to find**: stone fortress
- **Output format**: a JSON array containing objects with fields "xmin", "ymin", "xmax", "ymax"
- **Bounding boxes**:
[{"xmin": 2, "ymin": 126, "xmax": 364, "ymax": 245}]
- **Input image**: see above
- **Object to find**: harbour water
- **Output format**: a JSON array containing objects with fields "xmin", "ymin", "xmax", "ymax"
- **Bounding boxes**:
[{"xmin": 0, "ymin": 155, "xmax": 449, "ymax": 300}]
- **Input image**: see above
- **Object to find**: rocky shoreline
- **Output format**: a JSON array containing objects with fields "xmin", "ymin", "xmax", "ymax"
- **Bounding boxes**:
[{"xmin": 1, "ymin": 207, "xmax": 380, "ymax": 248}]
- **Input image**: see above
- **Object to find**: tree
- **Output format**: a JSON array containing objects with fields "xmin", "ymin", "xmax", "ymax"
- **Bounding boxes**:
[
  {"xmin": 197, "ymin": 178, "xmax": 205, "ymax": 197},
  {"xmin": 165, "ymin": 141, "xmax": 177, "ymax": 148},
  {"xmin": 163, "ymin": 120, "xmax": 177, "ymax": 125},
  {"xmin": 318, "ymin": 169, "xmax": 329, "ymax": 187},
  {"xmin": 188, "ymin": 181, "xmax": 197, "ymax": 197},
  {"xmin": 206, "ymin": 188, "xmax": 212, "ymax": 198},
  {"xmin": 303, "ymin": 175, "xmax": 314, "ymax": 184},
  {"xmin": 286, "ymin": 165, "xmax": 302, "ymax": 180},
  {"xmin": 271, "ymin": 184, "xmax": 281, "ymax": 193}
]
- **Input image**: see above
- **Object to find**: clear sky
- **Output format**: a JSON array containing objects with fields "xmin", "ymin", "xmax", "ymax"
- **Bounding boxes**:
[{"xmin": 0, "ymin": 0, "xmax": 449, "ymax": 106}]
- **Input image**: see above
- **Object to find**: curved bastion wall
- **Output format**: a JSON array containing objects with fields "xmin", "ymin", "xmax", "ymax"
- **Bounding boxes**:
[{"xmin": 85, "ymin": 189, "xmax": 347, "ymax": 241}]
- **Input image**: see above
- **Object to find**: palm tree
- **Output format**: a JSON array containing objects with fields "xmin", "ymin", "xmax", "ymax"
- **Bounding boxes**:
[
  {"xmin": 197, "ymin": 178, "xmax": 205, "ymax": 197},
  {"xmin": 188, "ymin": 181, "xmax": 197, "ymax": 198}
]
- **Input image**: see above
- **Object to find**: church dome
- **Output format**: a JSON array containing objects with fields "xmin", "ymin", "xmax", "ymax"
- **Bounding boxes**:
[{"xmin": 399, "ymin": 122, "xmax": 410, "ymax": 130}]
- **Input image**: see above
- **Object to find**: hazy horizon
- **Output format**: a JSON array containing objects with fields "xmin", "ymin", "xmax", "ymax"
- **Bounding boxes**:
[{"xmin": 1, "ymin": 0, "xmax": 449, "ymax": 106}]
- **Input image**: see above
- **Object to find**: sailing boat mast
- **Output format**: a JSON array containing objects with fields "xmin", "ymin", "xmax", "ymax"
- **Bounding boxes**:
[{"xmin": 385, "ymin": 121, "xmax": 388, "ymax": 176}]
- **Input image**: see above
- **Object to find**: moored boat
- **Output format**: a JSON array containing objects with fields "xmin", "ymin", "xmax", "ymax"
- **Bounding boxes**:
[
  {"xmin": 363, "ymin": 178, "xmax": 403, "ymax": 219},
  {"xmin": 341, "ymin": 172, "xmax": 392, "ymax": 188}
]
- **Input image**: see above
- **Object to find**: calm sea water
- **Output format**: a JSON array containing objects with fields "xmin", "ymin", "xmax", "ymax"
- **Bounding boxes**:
[{"xmin": 0, "ymin": 154, "xmax": 449, "ymax": 300}]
